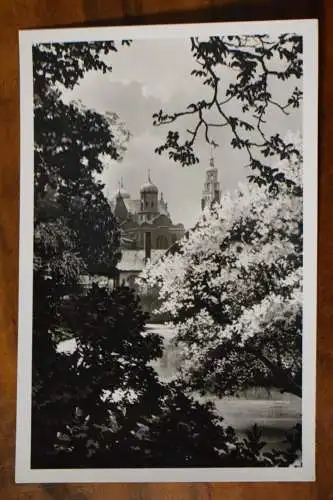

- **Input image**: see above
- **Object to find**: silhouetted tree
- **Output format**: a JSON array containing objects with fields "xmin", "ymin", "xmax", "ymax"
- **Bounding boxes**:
[{"xmin": 31, "ymin": 40, "xmax": 130, "ymax": 466}]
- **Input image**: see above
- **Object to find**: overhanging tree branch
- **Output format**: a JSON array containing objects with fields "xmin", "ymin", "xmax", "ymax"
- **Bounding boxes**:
[{"xmin": 153, "ymin": 33, "xmax": 303, "ymax": 192}]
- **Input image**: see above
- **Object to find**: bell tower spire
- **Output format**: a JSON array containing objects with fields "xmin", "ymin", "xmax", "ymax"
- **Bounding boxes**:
[
  {"xmin": 209, "ymin": 145, "xmax": 215, "ymax": 168},
  {"xmin": 140, "ymin": 170, "xmax": 158, "ymax": 222},
  {"xmin": 201, "ymin": 150, "xmax": 221, "ymax": 211}
]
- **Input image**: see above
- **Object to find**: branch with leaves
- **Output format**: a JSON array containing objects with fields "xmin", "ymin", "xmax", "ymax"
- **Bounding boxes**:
[{"xmin": 153, "ymin": 34, "xmax": 303, "ymax": 193}]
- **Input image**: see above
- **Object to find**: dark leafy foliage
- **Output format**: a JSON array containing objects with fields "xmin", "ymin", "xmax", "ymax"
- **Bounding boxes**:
[
  {"xmin": 33, "ymin": 282, "xmax": 301, "ymax": 469},
  {"xmin": 33, "ymin": 40, "xmax": 131, "ymax": 95},
  {"xmin": 31, "ymin": 41, "xmax": 127, "ymax": 466},
  {"xmin": 32, "ymin": 285, "xmax": 160, "ymax": 468},
  {"xmin": 153, "ymin": 34, "xmax": 303, "ymax": 193},
  {"xmin": 226, "ymin": 423, "xmax": 302, "ymax": 467}
]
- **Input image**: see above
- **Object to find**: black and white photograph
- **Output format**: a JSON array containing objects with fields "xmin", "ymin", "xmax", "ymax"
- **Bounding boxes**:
[{"xmin": 16, "ymin": 20, "xmax": 318, "ymax": 483}]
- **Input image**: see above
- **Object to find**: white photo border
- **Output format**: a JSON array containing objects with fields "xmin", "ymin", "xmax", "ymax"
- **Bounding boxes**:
[{"xmin": 16, "ymin": 18, "xmax": 318, "ymax": 483}]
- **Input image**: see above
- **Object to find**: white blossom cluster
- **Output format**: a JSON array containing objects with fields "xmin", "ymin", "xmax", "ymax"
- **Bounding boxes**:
[{"xmin": 138, "ymin": 132, "xmax": 303, "ymax": 390}]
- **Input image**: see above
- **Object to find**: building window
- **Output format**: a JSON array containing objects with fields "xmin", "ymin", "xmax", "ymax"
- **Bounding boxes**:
[
  {"xmin": 151, "ymin": 201, "xmax": 154, "ymax": 208},
  {"xmin": 156, "ymin": 235, "xmax": 169, "ymax": 249},
  {"xmin": 145, "ymin": 201, "xmax": 148, "ymax": 208}
]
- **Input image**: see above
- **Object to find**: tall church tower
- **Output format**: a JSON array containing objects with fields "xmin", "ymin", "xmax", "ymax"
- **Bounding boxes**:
[
  {"xmin": 139, "ymin": 170, "xmax": 159, "ymax": 222},
  {"xmin": 201, "ymin": 153, "xmax": 221, "ymax": 210}
]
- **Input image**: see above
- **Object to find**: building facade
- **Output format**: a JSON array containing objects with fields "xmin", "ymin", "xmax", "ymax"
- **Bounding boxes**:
[
  {"xmin": 110, "ymin": 173, "xmax": 185, "ymax": 252},
  {"xmin": 109, "ymin": 173, "xmax": 185, "ymax": 289},
  {"xmin": 110, "ymin": 157, "xmax": 221, "ymax": 291},
  {"xmin": 201, "ymin": 154, "xmax": 221, "ymax": 210}
]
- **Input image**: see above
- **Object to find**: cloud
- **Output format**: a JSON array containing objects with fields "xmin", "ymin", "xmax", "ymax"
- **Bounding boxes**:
[{"xmin": 63, "ymin": 75, "xmax": 162, "ymax": 137}]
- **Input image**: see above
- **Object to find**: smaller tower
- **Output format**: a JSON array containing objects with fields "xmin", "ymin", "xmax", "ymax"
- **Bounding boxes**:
[
  {"xmin": 159, "ymin": 191, "xmax": 170, "ymax": 216},
  {"xmin": 201, "ymin": 152, "xmax": 221, "ymax": 211},
  {"xmin": 113, "ymin": 178, "xmax": 130, "ymax": 221},
  {"xmin": 114, "ymin": 191, "xmax": 128, "ymax": 221},
  {"xmin": 139, "ymin": 170, "xmax": 159, "ymax": 222}
]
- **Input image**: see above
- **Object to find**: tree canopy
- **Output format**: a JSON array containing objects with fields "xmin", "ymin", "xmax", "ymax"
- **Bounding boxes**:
[
  {"xmin": 32, "ymin": 40, "xmax": 130, "ymax": 466},
  {"xmin": 139, "ymin": 133, "xmax": 303, "ymax": 398},
  {"xmin": 33, "ymin": 42, "xmax": 133, "ymax": 278}
]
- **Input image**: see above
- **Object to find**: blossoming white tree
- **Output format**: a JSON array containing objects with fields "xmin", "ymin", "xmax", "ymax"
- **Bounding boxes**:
[{"xmin": 139, "ymin": 131, "xmax": 303, "ymax": 398}]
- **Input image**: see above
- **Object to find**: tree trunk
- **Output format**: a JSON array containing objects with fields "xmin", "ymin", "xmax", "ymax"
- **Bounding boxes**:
[{"xmin": 248, "ymin": 348, "xmax": 302, "ymax": 398}]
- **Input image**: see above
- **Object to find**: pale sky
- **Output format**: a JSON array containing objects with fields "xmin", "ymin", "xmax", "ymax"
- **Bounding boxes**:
[{"xmin": 61, "ymin": 38, "xmax": 302, "ymax": 229}]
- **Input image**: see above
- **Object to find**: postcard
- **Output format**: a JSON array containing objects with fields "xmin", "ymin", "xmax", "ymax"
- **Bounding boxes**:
[{"xmin": 16, "ymin": 19, "xmax": 318, "ymax": 483}]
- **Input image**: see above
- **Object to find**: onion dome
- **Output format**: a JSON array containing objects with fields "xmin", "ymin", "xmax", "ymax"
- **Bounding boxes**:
[{"xmin": 140, "ymin": 170, "xmax": 158, "ymax": 194}]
